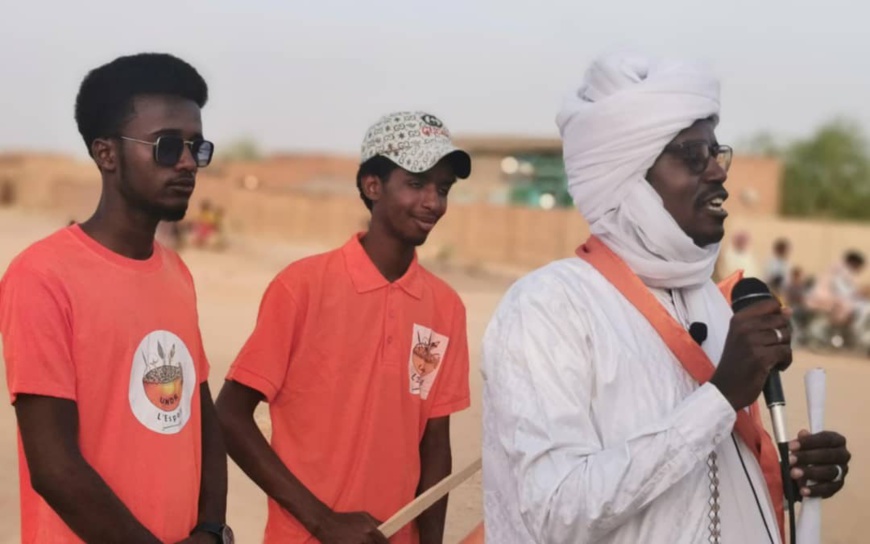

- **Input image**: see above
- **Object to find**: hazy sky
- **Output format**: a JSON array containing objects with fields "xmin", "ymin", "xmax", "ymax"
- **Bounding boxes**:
[{"xmin": 1, "ymin": 0, "xmax": 866, "ymax": 159}]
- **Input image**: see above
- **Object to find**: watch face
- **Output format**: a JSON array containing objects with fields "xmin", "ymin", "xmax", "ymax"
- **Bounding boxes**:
[{"xmin": 221, "ymin": 525, "xmax": 235, "ymax": 544}]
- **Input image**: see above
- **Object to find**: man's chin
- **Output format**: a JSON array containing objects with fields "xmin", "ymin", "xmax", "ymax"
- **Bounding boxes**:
[
  {"xmin": 401, "ymin": 232, "xmax": 429, "ymax": 247},
  {"xmin": 160, "ymin": 208, "xmax": 187, "ymax": 222},
  {"xmin": 693, "ymin": 231, "xmax": 725, "ymax": 248}
]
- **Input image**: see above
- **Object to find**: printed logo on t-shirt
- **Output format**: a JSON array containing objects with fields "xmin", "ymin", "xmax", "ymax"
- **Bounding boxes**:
[
  {"xmin": 408, "ymin": 324, "xmax": 449, "ymax": 400},
  {"xmin": 128, "ymin": 330, "xmax": 196, "ymax": 434}
]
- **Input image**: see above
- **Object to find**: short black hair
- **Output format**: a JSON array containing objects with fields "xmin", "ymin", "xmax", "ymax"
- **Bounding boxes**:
[
  {"xmin": 74, "ymin": 53, "xmax": 208, "ymax": 156},
  {"xmin": 356, "ymin": 155, "xmax": 399, "ymax": 211},
  {"xmin": 845, "ymin": 250, "xmax": 865, "ymax": 268},
  {"xmin": 773, "ymin": 238, "xmax": 790, "ymax": 254}
]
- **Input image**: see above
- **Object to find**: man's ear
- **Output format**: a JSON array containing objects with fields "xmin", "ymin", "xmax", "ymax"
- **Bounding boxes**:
[
  {"xmin": 91, "ymin": 138, "xmax": 119, "ymax": 173},
  {"xmin": 361, "ymin": 174, "xmax": 383, "ymax": 205}
]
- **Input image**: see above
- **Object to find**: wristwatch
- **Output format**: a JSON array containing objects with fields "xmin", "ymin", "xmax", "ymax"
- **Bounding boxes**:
[{"xmin": 190, "ymin": 522, "xmax": 234, "ymax": 544}]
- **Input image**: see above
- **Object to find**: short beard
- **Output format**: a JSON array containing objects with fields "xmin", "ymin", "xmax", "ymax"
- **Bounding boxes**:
[{"xmin": 118, "ymin": 152, "xmax": 189, "ymax": 222}]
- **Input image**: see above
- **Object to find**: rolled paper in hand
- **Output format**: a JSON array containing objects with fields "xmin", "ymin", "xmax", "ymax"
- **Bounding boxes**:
[
  {"xmin": 378, "ymin": 458, "xmax": 482, "ymax": 538},
  {"xmin": 796, "ymin": 368, "xmax": 826, "ymax": 544},
  {"xmin": 805, "ymin": 368, "xmax": 826, "ymax": 434}
]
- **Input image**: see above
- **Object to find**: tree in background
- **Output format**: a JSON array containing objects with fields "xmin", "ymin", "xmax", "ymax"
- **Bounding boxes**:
[
  {"xmin": 778, "ymin": 120, "xmax": 870, "ymax": 221},
  {"xmin": 742, "ymin": 121, "xmax": 870, "ymax": 220}
]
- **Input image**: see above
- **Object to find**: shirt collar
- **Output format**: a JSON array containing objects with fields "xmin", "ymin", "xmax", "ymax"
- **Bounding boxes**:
[{"xmin": 341, "ymin": 232, "xmax": 423, "ymax": 300}]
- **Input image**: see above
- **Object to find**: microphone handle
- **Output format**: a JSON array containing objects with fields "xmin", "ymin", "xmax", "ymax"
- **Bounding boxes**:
[
  {"xmin": 763, "ymin": 370, "xmax": 796, "ymax": 544},
  {"xmin": 763, "ymin": 371, "xmax": 788, "ymax": 444},
  {"xmin": 762, "ymin": 370, "xmax": 785, "ymax": 406}
]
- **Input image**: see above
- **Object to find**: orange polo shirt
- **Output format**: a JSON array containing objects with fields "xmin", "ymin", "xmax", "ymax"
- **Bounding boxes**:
[{"xmin": 227, "ymin": 233, "xmax": 471, "ymax": 543}]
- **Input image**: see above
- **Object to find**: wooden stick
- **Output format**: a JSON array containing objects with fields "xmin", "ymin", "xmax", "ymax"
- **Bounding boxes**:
[{"xmin": 378, "ymin": 457, "xmax": 482, "ymax": 538}]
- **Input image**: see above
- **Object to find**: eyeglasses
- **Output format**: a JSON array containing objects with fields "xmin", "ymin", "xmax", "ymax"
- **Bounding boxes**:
[
  {"xmin": 120, "ymin": 136, "xmax": 215, "ymax": 168},
  {"xmin": 662, "ymin": 140, "xmax": 732, "ymax": 175}
]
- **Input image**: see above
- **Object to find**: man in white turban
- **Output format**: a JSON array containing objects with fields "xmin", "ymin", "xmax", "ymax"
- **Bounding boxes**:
[{"xmin": 481, "ymin": 52, "xmax": 852, "ymax": 544}]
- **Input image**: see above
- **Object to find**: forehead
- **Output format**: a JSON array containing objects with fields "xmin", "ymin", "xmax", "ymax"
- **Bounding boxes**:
[
  {"xmin": 122, "ymin": 94, "xmax": 202, "ymax": 136},
  {"xmin": 671, "ymin": 118, "xmax": 717, "ymax": 144}
]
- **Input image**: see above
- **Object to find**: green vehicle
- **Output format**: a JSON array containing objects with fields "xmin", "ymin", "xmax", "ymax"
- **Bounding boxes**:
[{"xmin": 506, "ymin": 154, "xmax": 572, "ymax": 209}]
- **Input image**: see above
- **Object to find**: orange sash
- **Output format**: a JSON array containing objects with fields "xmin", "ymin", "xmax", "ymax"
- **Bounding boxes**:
[{"xmin": 577, "ymin": 235, "xmax": 785, "ymax": 541}]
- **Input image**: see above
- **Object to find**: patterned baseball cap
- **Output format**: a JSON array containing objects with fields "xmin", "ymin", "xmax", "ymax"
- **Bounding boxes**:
[{"xmin": 360, "ymin": 111, "xmax": 471, "ymax": 179}]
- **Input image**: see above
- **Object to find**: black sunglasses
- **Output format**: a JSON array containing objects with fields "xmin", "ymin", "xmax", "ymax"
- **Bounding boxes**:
[
  {"xmin": 120, "ymin": 136, "xmax": 215, "ymax": 168},
  {"xmin": 662, "ymin": 140, "xmax": 732, "ymax": 175}
]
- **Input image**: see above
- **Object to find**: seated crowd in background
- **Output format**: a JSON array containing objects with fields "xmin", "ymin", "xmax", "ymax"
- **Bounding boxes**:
[{"xmin": 719, "ymin": 231, "xmax": 869, "ymax": 353}]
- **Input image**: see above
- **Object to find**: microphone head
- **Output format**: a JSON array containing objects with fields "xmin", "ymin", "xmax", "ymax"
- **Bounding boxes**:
[{"xmin": 731, "ymin": 277, "xmax": 773, "ymax": 313}]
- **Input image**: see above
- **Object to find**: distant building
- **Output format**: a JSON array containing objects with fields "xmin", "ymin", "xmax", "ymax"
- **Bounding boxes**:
[
  {"xmin": 0, "ymin": 144, "xmax": 782, "ymax": 220},
  {"xmin": 454, "ymin": 136, "xmax": 782, "ymax": 217},
  {"xmin": 207, "ymin": 153, "xmax": 360, "ymax": 196},
  {"xmin": 453, "ymin": 136, "xmax": 567, "ymax": 209}
]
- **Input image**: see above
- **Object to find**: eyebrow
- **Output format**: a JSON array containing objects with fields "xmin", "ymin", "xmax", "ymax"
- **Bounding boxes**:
[{"xmin": 149, "ymin": 128, "xmax": 204, "ymax": 139}]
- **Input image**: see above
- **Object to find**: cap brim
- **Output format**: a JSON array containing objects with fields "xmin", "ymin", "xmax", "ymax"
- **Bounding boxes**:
[
  {"xmin": 444, "ymin": 149, "xmax": 472, "ymax": 179},
  {"xmin": 382, "ymin": 144, "xmax": 472, "ymax": 179}
]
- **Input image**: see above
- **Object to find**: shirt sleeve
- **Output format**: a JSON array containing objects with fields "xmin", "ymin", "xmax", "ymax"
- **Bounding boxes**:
[
  {"xmin": 0, "ymin": 262, "xmax": 75, "ymax": 404},
  {"xmin": 226, "ymin": 277, "xmax": 298, "ymax": 402},
  {"xmin": 427, "ymin": 299, "xmax": 471, "ymax": 418},
  {"xmin": 482, "ymin": 283, "xmax": 736, "ymax": 543}
]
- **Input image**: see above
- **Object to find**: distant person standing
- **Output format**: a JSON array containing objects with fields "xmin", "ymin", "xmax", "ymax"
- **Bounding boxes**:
[
  {"xmin": 785, "ymin": 267, "xmax": 811, "ymax": 342},
  {"xmin": 718, "ymin": 230, "xmax": 760, "ymax": 279},
  {"xmin": 0, "ymin": 178, "xmax": 14, "ymax": 206},
  {"xmin": 0, "ymin": 53, "xmax": 231, "ymax": 543},
  {"xmin": 806, "ymin": 250, "xmax": 866, "ymax": 327},
  {"xmin": 192, "ymin": 199, "xmax": 218, "ymax": 248},
  {"xmin": 764, "ymin": 238, "xmax": 792, "ymax": 295},
  {"xmin": 211, "ymin": 206, "xmax": 228, "ymax": 250}
]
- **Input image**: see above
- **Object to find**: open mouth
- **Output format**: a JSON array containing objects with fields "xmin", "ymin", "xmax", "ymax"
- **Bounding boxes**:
[
  {"xmin": 706, "ymin": 196, "xmax": 725, "ymax": 211},
  {"xmin": 701, "ymin": 192, "xmax": 728, "ymax": 216}
]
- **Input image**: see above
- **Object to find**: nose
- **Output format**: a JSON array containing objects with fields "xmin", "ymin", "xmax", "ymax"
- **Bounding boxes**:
[
  {"xmin": 175, "ymin": 143, "xmax": 198, "ymax": 172},
  {"xmin": 704, "ymin": 155, "xmax": 727, "ymax": 185},
  {"xmin": 421, "ymin": 183, "xmax": 446, "ymax": 214}
]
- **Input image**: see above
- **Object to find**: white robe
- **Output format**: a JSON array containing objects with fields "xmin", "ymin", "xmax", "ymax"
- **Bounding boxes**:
[{"xmin": 481, "ymin": 257, "xmax": 780, "ymax": 544}]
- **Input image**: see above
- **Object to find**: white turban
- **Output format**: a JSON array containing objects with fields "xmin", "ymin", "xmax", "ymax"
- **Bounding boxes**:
[{"xmin": 557, "ymin": 51, "xmax": 721, "ymax": 290}]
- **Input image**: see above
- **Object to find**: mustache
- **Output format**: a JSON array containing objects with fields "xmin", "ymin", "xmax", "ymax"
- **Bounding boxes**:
[
  {"xmin": 696, "ymin": 189, "xmax": 728, "ymax": 205},
  {"xmin": 166, "ymin": 177, "xmax": 195, "ymax": 187}
]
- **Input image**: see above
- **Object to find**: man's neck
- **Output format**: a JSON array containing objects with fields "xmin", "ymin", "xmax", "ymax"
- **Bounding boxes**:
[
  {"xmin": 79, "ymin": 198, "xmax": 159, "ymax": 260},
  {"xmin": 360, "ymin": 222, "xmax": 415, "ymax": 283}
]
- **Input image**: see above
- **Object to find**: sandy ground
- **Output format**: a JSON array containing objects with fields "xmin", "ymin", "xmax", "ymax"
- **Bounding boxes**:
[{"xmin": 0, "ymin": 208, "xmax": 866, "ymax": 543}]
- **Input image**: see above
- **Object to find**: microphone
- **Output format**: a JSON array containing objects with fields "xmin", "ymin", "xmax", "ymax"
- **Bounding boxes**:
[
  {"xmin": 689, "ymin": 322, "xmax": 708, "ymax": 345},
  {"xmin": 731, "ymin": 277, "xmax": 797, "ymax": 544},
  {"xmin": 730, "ymin": 278, "xmax": 788, "ymax": 445}
]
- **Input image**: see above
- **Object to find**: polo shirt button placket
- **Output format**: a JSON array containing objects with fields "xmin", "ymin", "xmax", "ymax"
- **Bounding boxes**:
[{"xmin": 387, "ymin": 285, "xmax": 398, "ymax": 355}]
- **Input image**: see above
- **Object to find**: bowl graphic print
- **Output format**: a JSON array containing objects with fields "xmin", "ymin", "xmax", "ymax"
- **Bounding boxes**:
[
  {"xmin": 143, "ymin": 364, "xmax": 183, "ymax": 411},
  {"xmin": 142, "ymin": 341, "xmax": 183, "ymax": 412},
  {"xmin": 412, "ymin": 334, "xmax": 442, "ymax": 377}
]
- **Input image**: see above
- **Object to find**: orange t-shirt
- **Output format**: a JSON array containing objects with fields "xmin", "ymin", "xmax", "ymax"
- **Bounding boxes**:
[
  {"xmin": 227, "ymin": 233, "xmax": 471, "ymax": 544},
  {"xmin": 0, "ymin": 225, "xmax": 210, "ymax": 543}
]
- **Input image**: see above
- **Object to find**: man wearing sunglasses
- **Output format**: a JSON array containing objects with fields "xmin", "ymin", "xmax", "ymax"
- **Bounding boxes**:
[
  {"xmin": 0, "ymin": 53, "xmax": 230, "ymax": 543},
  {"xmin": 216, "ymin": 112, "xmax": 472, "ymax": 544},
  {"xmin": 481, "ymin": 51, "xmax": 851, "ymax": 543}
]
